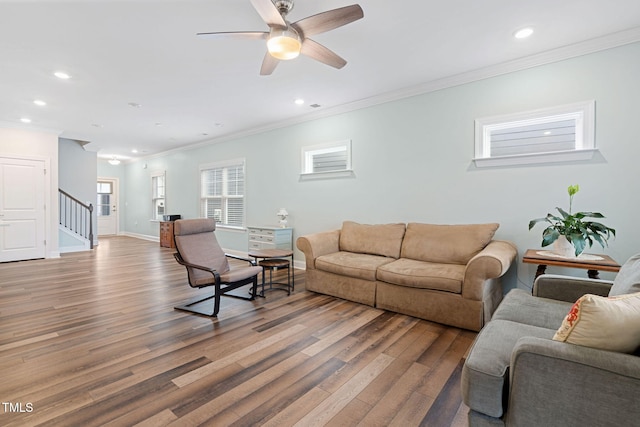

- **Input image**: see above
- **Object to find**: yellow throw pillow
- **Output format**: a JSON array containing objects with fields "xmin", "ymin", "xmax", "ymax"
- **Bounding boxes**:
[{"xmin": 553, "ymin": 292, "xmax": 640, "ymax": 353}]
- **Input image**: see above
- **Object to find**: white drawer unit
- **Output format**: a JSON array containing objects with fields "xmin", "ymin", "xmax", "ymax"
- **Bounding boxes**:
[{"xmin": 248, "ymin": 226, "xmax": 293, "ymax": 250}]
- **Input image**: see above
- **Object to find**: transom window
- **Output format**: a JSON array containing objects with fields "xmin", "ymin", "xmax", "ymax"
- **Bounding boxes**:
[
  {"xmin": 474, "ymin": 100, "xmax": 596, "ymax": 167},
  {"xmin": 200, "ymin": 159, "xmax": 245, "ymax": 228},
  {"xmin": 300, "ymin": 139, "xmax": 354, "ymax": 180}
]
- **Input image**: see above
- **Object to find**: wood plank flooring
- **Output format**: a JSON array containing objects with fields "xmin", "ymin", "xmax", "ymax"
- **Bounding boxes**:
[{"xmin": 0, "ymin": 236, "xmax": 473, "ymax": 426}]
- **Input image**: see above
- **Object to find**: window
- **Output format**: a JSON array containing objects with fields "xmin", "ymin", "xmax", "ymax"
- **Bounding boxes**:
[
  {"xmin": 200, "ymin": 159, "xmax": 245, "ymax": 228},
  {"xmin": 97, "ymin": 181, "xmax": 112, "ymax": 216},
  {"xmin": 474, "ymin": 100, "xmax": 596, "ymax": 167},
  {"xmin": 301, "ymin": 139, "xmax": 354, "ymax": 180},
  {"xmin": 151, "ymin": 171, "xmax": 165, "ymax": 220}
]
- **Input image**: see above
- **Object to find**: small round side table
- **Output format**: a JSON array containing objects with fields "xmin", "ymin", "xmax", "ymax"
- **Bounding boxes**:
[
  {"xmin": 248, "ymin": 249, "xmax": 295, "ymax": 297},
  {"xmin": 258, "ymin": 258, "xmax": 292, "ymax": 296}
]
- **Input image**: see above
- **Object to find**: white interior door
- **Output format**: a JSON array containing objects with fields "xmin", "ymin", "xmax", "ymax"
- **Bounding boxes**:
[
  {"xmin": 0, "ymin": 157, "xmax": 46, "ymax": 262},
  {"xmin": 97, "ymin": 178, "xmax": 118, "ymax": 236}
]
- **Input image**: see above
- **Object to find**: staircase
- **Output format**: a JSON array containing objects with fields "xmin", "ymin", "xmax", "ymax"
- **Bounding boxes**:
[{"xmin": 59, "ymin": 189, "xmax": 94, "ymax": 252}]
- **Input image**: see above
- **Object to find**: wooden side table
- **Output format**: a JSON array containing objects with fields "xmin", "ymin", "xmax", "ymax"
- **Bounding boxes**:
[
  {"xmin": 248, "ymin": 248, "xmax": 295, "ymax": 296},
  {"xmin": 522, "ymin": 249, "xmax": 620, "ymax": 280},
  {"xmin": 258, "ymin": 258, "xmax": 292, "ymax": 296}
]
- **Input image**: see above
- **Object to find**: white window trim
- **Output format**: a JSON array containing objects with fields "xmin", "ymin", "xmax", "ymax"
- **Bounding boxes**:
[
  {"xmin": 300, "ymin": 139, "xmax": 354, "ymax": 180},
  {"xmin": 473, "ymin": 100, "xmax": 597, "ymax": 167},
  {"xmin": 199, "ymin": 158, "xmax": 246, "ymax": 230},
  {"xmin": 150, "ymin": 170, "xmax": 166, "ymax": 222}
]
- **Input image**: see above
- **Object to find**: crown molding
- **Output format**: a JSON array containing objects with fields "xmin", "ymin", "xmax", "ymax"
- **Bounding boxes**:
[{"xmin": 138, "ymin": 27, "xmax": 640, "ymax": 162}]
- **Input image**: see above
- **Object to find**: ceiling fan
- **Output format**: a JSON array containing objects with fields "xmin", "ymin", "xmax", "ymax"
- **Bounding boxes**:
[{"xmin": 197, "ymin": 0, "xmax": 364, "ymax": 75}]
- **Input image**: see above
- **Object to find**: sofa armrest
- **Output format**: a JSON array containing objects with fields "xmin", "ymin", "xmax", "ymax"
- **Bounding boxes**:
[
  {"xmin": 462, "ymin": 240, "xmax": 517, "ymax": 300},
  {"xmin": 508, "ymin": 336, "xmax": 640, "ymax": 426},
  {"xmin": 533, "ymin": 274, "xmax": 613, "ymax": 302},
  {"xmin": 296, "ymin": 230, "xmax": 340, "ymax": 270}
]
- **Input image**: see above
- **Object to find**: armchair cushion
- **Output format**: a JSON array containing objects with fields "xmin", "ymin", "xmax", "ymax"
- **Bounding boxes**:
[
  {"xmin": 609, "ymin": 253, "xmax": 640, "ymax": 296},
  {"xmin": 339, "ymin": 221, "xmax": 406, "ymax": 259},
  {"xmin": 553, "ymin": 292, "xmax": 640, "ymax": 353},
  {"xmin": 174, "ymin": 218, "xmax": 230, "ymax": 285},
  {"xmin": 400, "ymin": 223, "xmax": 499, "ymax": 264},
  {"xmin": 462, "ymin": 319, "xmax": 556, "ymax": 418},
  {"xmin": 492, "ymin": 288, "xmax": 571, "ymax": 330}
]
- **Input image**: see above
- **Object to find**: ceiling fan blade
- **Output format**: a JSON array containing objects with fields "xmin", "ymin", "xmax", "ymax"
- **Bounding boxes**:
[
  {"xmin": 250, "ymin": 0, "xmax": 286, "ymax": 27},
  {"xmin": 197, "ymin": 31, "xmax": 268, "ymax": 40},
  {"xmin": 260, "ymin": 52, "xmax": 280, "ymax": 75},
  {"xmin": 292, "ymin": 4, "xmax": 363, "ymax": 38},
  {"xmin": 300, "ymin": 39, "xmax": 347, "ymax": 69}
]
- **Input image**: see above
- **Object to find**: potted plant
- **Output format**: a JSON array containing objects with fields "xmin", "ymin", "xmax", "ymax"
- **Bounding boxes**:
[{"xmin": 528, "ymin": 184, "xmax": 616, "ymax": 257}]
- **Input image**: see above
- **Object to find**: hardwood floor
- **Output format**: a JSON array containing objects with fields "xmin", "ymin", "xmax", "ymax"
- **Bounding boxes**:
[{"xmin": 0, "ymin": 236, "xmax": 473, "ymax": 426}]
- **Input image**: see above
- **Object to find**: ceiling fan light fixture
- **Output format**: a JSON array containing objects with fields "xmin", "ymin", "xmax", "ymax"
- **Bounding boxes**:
[{"xmin": 267, "ymin": 27, "xmax": 301, "ymax": 60}]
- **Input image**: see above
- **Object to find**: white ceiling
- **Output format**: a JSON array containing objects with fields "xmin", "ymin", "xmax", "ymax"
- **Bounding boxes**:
[{"xmin": 2, "ymin": 0, "xmax": 640, "ymax": 160}]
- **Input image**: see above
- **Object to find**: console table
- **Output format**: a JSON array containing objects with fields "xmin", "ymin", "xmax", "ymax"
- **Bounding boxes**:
[
  {"xmin": 522, "ymin": 249, "xmax": 621, "ymax": 280},
  {"xmin": 247, "ymin": 226, "xmax": 293, "ymax": 251}
]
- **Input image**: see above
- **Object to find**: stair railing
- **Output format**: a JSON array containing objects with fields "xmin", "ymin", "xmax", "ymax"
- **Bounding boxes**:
[{"xmin": 59, "ymin": 189, "xmax": 94, "ymax": 249}]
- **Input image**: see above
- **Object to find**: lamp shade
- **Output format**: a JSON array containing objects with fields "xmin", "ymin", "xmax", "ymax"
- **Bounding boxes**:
[
  {"xmin": 267, "ymin": 27, "xmax": 301, "ymax": 60},
  {"xmin": 276, "ymin": 208, "xmax": 288, "ymax": 217}
]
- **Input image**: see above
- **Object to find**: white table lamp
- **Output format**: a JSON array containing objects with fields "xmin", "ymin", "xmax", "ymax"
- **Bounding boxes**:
[{"xmin": 276, "ymin": 208, "xmax": 289, "ymax": 228}]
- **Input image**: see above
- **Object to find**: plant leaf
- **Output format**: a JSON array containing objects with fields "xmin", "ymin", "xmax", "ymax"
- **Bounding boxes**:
[
  {"xmin": 575, "ymin": 211, "xmax": 605, "ymax": 219},
  {"xmin": 528, "ymin": 218, "xmax": 549, "ymax": 230},
  {"xmin": 541, "ymin": 228, "xmax": 560, "ymax": 247},
  {"xmin": 556, "ymin": 207, "xmax": 570, "ymax": 219},
  {"xmin": 570, "ymin": 234, "xmax": 586, "ymax": 256}
]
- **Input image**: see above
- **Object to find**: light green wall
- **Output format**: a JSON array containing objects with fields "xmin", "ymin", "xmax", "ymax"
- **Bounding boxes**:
[
  {"xmin": 122, "ymin": 42, "xmax": 640, "ymax": 291},
  {"xmin": 59, "ymin": 138, "xmax": 97, "ymax": 246}
]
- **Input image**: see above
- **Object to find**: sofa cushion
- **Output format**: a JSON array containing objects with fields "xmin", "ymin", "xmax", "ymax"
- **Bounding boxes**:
[
  {"xmin": 609, "ymin": 253, "xmax": 640, "ymax": 296},
  {"xmin": 400, "ymin": 223, "xmax": 499, "ymax": 264},
  {"xmin": 553, "ymin": 292, "xmax": 640, "ymax": 353},
  {"xmin": 339, "ymin": 221, "xmax": 406, "ymax": 259},
  {"xmin": 315, "ymin": 251, "xmax": 395, "ymax": 281},
  {"xmin": 492, "ymin": 288, "xmax": 572, "ymax": 330},
  {"xmin": 462, "ymin": 319, "xmax": 556, "ymax": 418},
  {"xmin": 376, "ymin": 258, "xmax": 464, "ymax": 293}
]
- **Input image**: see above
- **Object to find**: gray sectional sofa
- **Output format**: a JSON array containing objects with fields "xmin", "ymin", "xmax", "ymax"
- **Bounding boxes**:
[
  {"xmin": 297, "ymin": 221, "xmax": 517, "ymax": 331},
  {"xmin": 462, "ymin": 254, "xmax": 640, "ymax": 426}
]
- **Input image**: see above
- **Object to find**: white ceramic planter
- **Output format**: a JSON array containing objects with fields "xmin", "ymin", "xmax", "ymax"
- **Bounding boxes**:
[{"xmin": 552, "ymin": 235, "xmax": 579, "ymax": 258}]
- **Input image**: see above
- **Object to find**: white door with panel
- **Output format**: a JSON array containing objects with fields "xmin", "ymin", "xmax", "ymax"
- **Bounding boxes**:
[
  {"xmin": 0, "ymin": 157, "xmax": 46, "ymax": 262},
  {"xmin": 97, "ymin": 178, "xmax": 118, "ymax": 236}
]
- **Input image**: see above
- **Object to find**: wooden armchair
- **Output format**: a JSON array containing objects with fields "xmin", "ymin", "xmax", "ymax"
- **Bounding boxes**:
[{"xmin": 173, "ymin": 218, "xmax": 262, "ymax": 316}]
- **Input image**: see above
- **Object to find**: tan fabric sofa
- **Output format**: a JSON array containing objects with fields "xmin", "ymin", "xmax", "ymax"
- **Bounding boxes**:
[{"xmin": 297, "ymin": 221, "xmax": 517, "ymax": 331}]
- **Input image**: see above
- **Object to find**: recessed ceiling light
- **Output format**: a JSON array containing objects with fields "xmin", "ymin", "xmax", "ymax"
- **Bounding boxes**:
[
  {"xmin": 514, "ymin": 28, "xmax": 534, "ymax": 39},
  {"xmin": 54, "ymin": 71, "xmax": 71, "ymax": 79},
  {"xmin": 20, "ymin": 117, "xmax": 32, "ymax": 123},
  {"xmin": 131, "ymin": 149, "xmax": 138, "ymax": 154},
  {"xmin": 33, "ymin": 99, "xmax": 46, "ymax": 106},
  {"xmin": 128, "ymin": 102, "xmax": 142, "ymax": 108},
  {"xmin": 294, "ymin": 98, "xmax": 305, "ymax": 105},
  {"xmin": 91, "ymin": 123, "xmax": 103, "ymax": 128},
  {"xmin": 215, "ymin": 123, "xmax": 224, "ymax": 128}
]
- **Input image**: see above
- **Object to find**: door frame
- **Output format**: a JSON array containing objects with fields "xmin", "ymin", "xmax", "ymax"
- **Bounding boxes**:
[
  {"xmin": 97, "ymin": 176, "xmax": 119, "ymax": 236},
  {"xmin": 0, "ymin": 154, "xmax": 50, "ymax": 261}
]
